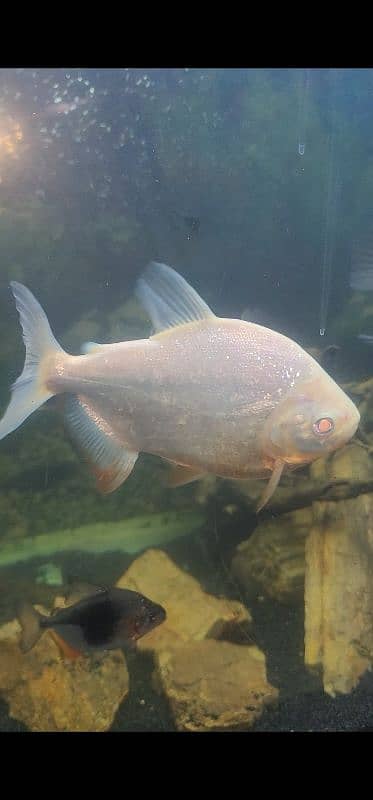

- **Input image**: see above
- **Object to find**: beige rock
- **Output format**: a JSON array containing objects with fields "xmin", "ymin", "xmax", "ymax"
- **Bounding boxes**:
[
  {"xmin": 230, "ymin": 441, "xmax": 373, "ymax": 698},
  {"xmin": 117, "ymin": 550, "xmax": 276, "ymax": 730},
  {"xmin": 117, "ymin": 548, "xmax": 252, "ymax": 653},
  {"xmin": 231, "ymin": 507, "xmax": 312, "ymax": 602},
  {"xmin": 305, "ymin": 493, "xmax": 373, "ymax": 696},
  {"xmin": 107, "ymin": 298, "xmax": 150, "ymax": 342},
  {"xmin": 0, "ymin": 607, "xmax": 129, "ymax": 732},
  {"xmin": 154, "ymin": 640, "xmax": 278, "ymax": 731},
  {"xmin": 304, "ymin": 441, "xmax": 373, "ymax": 696}
]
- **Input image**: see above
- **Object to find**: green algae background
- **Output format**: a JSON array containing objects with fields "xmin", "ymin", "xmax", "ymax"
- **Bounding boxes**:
[{"xmin": 0, "ymin": 67, "xmax": 372, "ymax": 561}]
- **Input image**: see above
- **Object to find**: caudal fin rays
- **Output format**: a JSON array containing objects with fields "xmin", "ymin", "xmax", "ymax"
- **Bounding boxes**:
[
  {"xmin": 0, "ymin": 282, "xmax": 64, "ymax": 442},
  {"xmin": 16, "ymin": 601, "xmax": 43, "ymax": 653}
]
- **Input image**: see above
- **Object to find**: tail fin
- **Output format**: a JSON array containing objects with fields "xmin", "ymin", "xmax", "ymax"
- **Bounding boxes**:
[
  {"xmin": 0, "ymin": 282, "xmax": 64, "ymax": 441},
  {"xmin": 16, "ymin": 601, "xmax": 44, "ymax": 653}
]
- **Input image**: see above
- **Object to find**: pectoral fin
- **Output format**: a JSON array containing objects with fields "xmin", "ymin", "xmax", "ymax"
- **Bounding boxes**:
[
  {"xmin": 256, "ymin": 459, "xmax": 284, "ymax": 513},
  {"xmin": 166, "ymin": 464, "xmax": 206, "ymax": 488}
]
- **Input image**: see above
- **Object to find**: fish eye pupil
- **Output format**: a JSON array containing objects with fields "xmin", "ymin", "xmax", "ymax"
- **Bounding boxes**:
[{"xmin": 313, "ymin": 417, "xmax": 334, "ymax": 435}]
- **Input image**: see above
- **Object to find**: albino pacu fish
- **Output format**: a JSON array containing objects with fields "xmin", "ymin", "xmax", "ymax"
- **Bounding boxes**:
[{"xmin": 0, "ymin": 263, "xmax": 360, "ymax": 511}]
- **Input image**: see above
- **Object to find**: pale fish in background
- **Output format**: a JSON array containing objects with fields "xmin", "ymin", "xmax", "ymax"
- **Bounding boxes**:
[
  {"xmin": 350, "ymin": 232, "xmax": 373, "ymax": 344},
  {"xmin": 350, "ymin": 233, "xmax": 373, "ymax": 292},
  {"xmin": 0, "ymin": 263, "xmax": 360, "ymax": 512}
]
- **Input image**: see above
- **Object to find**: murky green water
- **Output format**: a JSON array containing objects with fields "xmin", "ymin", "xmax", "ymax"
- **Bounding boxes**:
[{"xmin": 1, "ymin": 68, "xmax": 373, "ymax": 732}]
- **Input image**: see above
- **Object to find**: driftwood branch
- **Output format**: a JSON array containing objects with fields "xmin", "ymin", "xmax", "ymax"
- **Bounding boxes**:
[{"xmin": 235, "ymin": 478, "xmax": 373, "ymax": 517}]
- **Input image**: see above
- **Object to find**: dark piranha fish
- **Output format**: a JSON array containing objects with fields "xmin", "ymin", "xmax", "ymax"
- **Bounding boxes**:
[
  {"xmin": 17, "ymin": 583, "xmax": 166, "ymax": 658},
  {"xmin": 0, "ymin": 262, "xmax": 360, "ymax": 511}
]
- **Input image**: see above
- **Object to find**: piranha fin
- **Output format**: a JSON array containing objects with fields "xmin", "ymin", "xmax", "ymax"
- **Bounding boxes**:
[
  {"xmin": 256, "ymin": 458, "xmax": 285, "ymax": 513},
  {"xmin": 81, "ymin": 341, "xmax": 116, "ymax": 355},
  {"xmin": 166, "ymin": 464, "xmax": 206, "ymax": 488},
  {"xmin": 64, "ymin": 394, "xmax": 138, "ymax": 493},
  {"xmin": 135, "ymin": 262, "xmax": 216, "ymax": 335},
  {"xmin": 49, "ymin": 630, "xmax": 82, "ymax": 661},
  {"xmin": 0, "ymin": 282, "xmax": 64, "ymax": 442},
  {"xmin": 64, "ymin": 580, "xmax": 107, "ymax": 606},
  {"xmin": 16, "ymin": 601, "xmax": 44, "ymax": 653}
]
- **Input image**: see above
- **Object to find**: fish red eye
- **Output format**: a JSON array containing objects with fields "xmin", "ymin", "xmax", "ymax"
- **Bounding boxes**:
[{"xmin": 313, "ymin": 417, "xmax": 334, "ymax": 435}]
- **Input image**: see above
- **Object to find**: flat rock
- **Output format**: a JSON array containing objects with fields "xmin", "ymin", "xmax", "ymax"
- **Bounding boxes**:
[
  {"xmin": 117, "ymin": 548, "xmax": 251, "ymax": 653},
  {"xmin": 154, "ymin": 639, "xmax": 278, "ymax": 731},
  {"xmin": 0, "ymin": 608, "xmax": 129, "ymax": 732},
  {"xmin": 117, "ymin": 550, "xmax": 276, "ymax": 730},
  {"xmin": 305, "ymin": 494, "xmax": 373, "ymax": 696}
]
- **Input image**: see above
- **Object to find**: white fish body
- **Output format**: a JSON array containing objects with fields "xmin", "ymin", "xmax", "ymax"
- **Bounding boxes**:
[{"xmin": 0, "ymin": 263, "xmax": 360, "ymax": 511}]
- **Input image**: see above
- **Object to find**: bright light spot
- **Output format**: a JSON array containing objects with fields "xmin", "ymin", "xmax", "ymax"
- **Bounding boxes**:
[{"xmin": 0, "ymin": 117, "xmax": 24, "ymax": 159}]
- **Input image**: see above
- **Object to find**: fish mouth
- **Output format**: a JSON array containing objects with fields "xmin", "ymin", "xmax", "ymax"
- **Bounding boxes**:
[
  {"xmin": 150, "ymin": 605, "xmax": 167, "ymax": 628},
  {"xmin": 138, "ymin": 603, "xmax": 167, "ymax": 637}
]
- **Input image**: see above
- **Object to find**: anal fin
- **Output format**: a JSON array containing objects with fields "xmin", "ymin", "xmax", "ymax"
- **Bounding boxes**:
[
  {"xmin": 49, "ymin": 630, "xmax": 82, "ymax": 661},
  {"xmin": 166, "ymin": 464, "xmax": 206, "ymax": 488},
  {"xmin": 65, "ymin": 394, "xmax": 138, "ymax": 494}
]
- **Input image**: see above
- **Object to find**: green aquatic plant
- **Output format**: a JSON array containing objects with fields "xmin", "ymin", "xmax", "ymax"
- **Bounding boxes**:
[
  {"xmin": 328, "ymin": 292, "xmax": 373, "ymax": 345},
  {"xmin": 0, "ymin": 511, "xmax": 204, "ymax": 568},
  {"xmin": 35, "ymin": 562, "xmax": 64, "ymax": 586}
]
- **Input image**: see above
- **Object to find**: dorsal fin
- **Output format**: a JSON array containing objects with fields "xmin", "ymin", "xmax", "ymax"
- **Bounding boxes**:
[
  {"xmin": 64, "ymin": 581, "xmax": 107, "ymax": 606},
  {"xmin": 135, "ymin": 262, "xmax": 215, "ymax": 334}
]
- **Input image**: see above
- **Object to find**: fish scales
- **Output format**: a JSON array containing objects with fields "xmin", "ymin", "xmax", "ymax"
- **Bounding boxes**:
[
  {"xmin": 48, "ymin": 319, "xmax": 311, "ymax": 478},
  {"xmin": 0, "ymin": 262, "xmax": 360, "ymax": 510}
]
